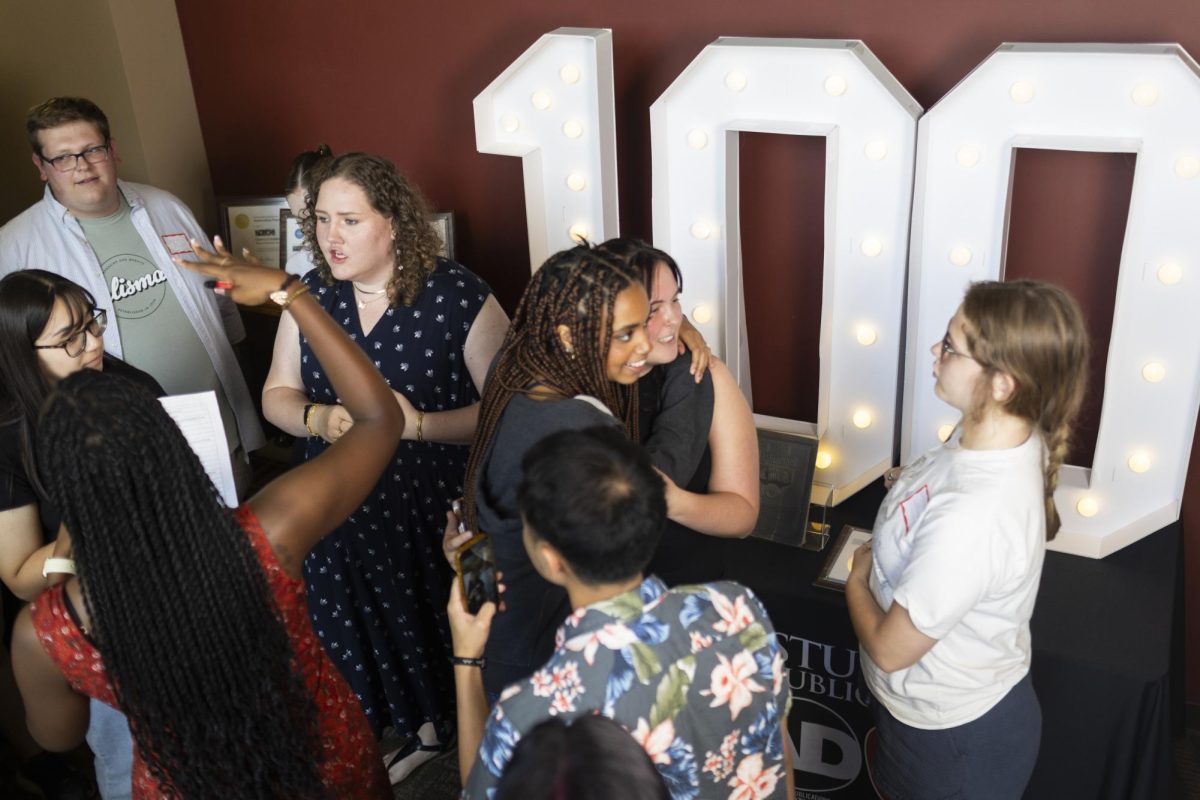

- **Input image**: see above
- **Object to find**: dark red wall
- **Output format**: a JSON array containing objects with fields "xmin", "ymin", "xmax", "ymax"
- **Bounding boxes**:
[{"xmin": 175, "ymin": 0, "xmax": 1200, "ymax": 703}]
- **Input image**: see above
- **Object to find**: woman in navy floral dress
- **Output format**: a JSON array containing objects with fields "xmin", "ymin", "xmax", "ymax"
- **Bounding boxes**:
[{"xmin": 263, "ymin": 153, "xmax": 508, "ymax": 779}]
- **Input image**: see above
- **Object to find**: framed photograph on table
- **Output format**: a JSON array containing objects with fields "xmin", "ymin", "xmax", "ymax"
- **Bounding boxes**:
[
  {"xmin": 750, "ymin": 428, "xmax": 820, "ymax": 548},
  {"xmin": 814, "ymin": 525, "xmax": 873, "ymax": 592},
  {"xmin": 217, "ymin": 197, "xmax": 289, "ymax": 268}
]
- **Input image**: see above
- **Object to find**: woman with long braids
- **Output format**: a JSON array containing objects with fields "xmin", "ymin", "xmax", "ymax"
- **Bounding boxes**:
[
  {"xmin": 448, "ymin": 244, "xmax": 650, "ymax": 698},
  {"xmin": 846, "ymin": 280, "xmax": 1089, "ymax": 798},
  {"xmin": 10, "ymin": 253, "xmax": 399, "ymax": 798},
  {"xmin": 598, "ymin": 239, "xmax": 759, "ymax": 585},
  {"xmin": 0, "ymin": 269, "xmax": 161, "ymax": 798},
  {"xmin": 263, "ymin": 153, "xmax": 508, "ymax": 777}
]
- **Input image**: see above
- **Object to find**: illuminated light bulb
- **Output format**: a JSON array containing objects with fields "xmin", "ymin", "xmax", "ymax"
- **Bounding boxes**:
[
  {"xmin": 948, "ymin": 246, "xmax": 973, "ymax": 267},
  {"xmin": 568, "ymin": 223, "xmax": 590, "ymax": 243},
  {"xmin": 1131, "ymin": 83, "xmax": 1159, "ymax": 107},
  {"xmin": 724, "ymin": 71, "xmax": 747, "ymax": 92},
  {"xmin": 687, "ymin": 129, "xmax": 709, "ymax": 150},
  {"xmin": 1141, "ymin": 361, "xmax": 1166, "ymax": 383},
  {"xmin": 1009, "ymin": 80, "xmax": 1035, "ymax": 104},
  {"xmin": 860, "ymin": 237, "xmax": 883, "ymax": 258},
  {"xmin": 562, "ymin": 119, "xmax": 584, "ymax": 139},
  {"xmin": 864, "ymin": 140, "xmax": 888, "ymax": 161},
  {"xmin": 1076, "ymin": 496, "xmax": 1099, "ymax": 518},
  {"xmin": 815, "ymin": 450, "xmax": 833, "ymax": 470},
  {"xmin": 1157, "ymin": 262, "xmax": 1183, "ymax": 285},
  {"xmin": 692, "ymin": 304, "xmax": 714, "ymax": 324},
  {"xmin": 566, "ymin": 173, "xmax": 587, "ymax": 192},
  {"xmin": 852, "ymin": 409, "xmax": 873, "ymax": 429},
  {"xmin": 855, "ymin": 325, "xmax": 878, "ymax": 346},
  {"xmin": 824, "ymin": 74, "xmax": 848, "ymax": 96},
  {"xmin": 500, "ymin": 114, "xmax": 520, "ymax": 133},
  {"xmin": 956, "ymin": 146, "xmax": 981, "ymax": 168},
  {"xmin": 530, "ymin": 90, "xmax": 552, "ymax": 110},
  {"xmin": 1175, "ymin": 156, "xmax": 1200, "ymax": 178},
  {"xmin": 1127, "ymin": 450, "xmax": 1152, "ymax": 473},
  {"xmin": 560, "ymin": 64, "xmax": 582, "ymax": 84},
  {"xmin": 937, "ymin": 424, "xmax": 955, "ymax": 443},
  {"xmin": 690, "ymin": 222, "xmax": 713, "ymax": 240}
]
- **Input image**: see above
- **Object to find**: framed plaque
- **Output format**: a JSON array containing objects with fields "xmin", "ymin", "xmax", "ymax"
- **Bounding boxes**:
[
  {"xmin": 815, "ymin": 525, "xmax": 873, "ymax": 591},
  {"xmin": 218, "ymin": 197, "xmax": 289, "ymax": 268},
  {"xmin": 750, "ymin": 428, "xmax": 820, "ymax": 547},
  {"xmin": 279, "ymin": 209, "xmax": 305, "ymax": 267},
  {"xmin": 431, "ymin": 211, "xmax": 455, "ymax": 259}
]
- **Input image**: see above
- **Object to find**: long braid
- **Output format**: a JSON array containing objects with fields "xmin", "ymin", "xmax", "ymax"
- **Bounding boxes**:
[
  {"xmin": 463, "ymin": 246, "xmax": 642, "ymax": 531},
  {"xmin": 962, "ymin": 280, "xmax": 1089, "ymax": 540},
  {"xmin": 38, "ymin": 372, "xmax": 326, "ymax": 799}
]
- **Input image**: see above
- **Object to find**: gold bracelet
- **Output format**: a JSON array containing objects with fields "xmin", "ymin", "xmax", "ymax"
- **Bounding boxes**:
[
  {"xmin": 280, "ymin": 284, "xmax": 310, "ymax": 310},
  {"xmin": 415, "ymin": 409, "xmax": 425, "ymax": 443},
  {"xmin": 304, "ymin": 403, "xmax": 321, "ymax": 437}
]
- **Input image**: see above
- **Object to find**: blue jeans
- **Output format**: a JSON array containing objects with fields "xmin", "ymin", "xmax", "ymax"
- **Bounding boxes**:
[
  {"xmin": 871, "ymin": 674, "xmax": 1041, "ymax": 799},
  {"xmin": 87, "ymin": 699, "xmax": 133, "ymax": 800}
]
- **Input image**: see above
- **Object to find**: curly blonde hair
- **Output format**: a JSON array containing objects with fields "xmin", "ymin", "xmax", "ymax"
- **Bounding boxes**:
[{"xmin": 301, "ymin": 152, "xmax": 443, "ymax": 307}]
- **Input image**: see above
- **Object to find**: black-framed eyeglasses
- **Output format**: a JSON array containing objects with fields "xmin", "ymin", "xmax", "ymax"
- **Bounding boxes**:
[
  {"xmin": 39, "ymin": 144, "xmax": 111, "ymax": 173},
  {"xmin": 34, "ymin": 309, "xmax": 107, "ymax": 358},
  {"xmin": 939, "ymin": 329, "xmax": 976, "ymax": 363}
]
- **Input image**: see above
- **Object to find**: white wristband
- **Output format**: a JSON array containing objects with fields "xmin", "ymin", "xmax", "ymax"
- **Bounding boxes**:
[{"xmin": 42, "ymin": 557, "xmax": 76, "ymax": 578}]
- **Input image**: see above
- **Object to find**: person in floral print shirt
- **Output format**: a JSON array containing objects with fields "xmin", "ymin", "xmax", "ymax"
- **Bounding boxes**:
[{"xmin": 448, "ymin": 426, "xmax": 793, "ymax": 800}]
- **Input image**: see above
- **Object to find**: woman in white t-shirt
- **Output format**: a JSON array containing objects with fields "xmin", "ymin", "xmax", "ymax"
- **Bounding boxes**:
[{"xmin": 846, "ymin": 280, "xmax": 1089, "ymax": 799}]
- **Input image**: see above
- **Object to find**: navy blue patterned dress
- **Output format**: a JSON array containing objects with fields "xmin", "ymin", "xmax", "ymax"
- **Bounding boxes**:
[{"xmin": 298, "ymin": 258, "xmax": 489, "ymax": 741}]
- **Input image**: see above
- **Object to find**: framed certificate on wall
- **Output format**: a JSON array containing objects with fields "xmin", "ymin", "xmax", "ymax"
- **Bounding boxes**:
[
  {"xmin": 279, "ymin": 209, "xmax": 305, "ymax": 267},
  {"xmin": 217, "ymin": 197, "xmax": 289, "ymax": 268}
]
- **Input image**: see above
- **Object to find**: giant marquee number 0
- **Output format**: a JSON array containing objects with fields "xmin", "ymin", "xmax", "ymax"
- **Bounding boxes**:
[{"xmin": 475, "ymin": 31, "xmax": 1200, "ymax": 559}]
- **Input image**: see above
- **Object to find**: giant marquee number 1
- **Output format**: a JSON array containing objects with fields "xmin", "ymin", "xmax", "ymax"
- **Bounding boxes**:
[
  {"xmin": 476, "ymin": 32, "xmax": 1200, "ymax": 559},
  {"xmin": 474, "ymin": 28, "xmax": 619, "ymax": 270}
]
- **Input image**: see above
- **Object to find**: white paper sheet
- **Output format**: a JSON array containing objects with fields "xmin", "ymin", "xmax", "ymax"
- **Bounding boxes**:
[{"xmin": 158, "ymin": 391, "xmax": 237, "ymax": 507}]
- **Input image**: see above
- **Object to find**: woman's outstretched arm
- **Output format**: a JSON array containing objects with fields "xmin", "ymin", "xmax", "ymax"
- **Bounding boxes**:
[{"xmin": 180, "ymin": 247, "xmax": 402, "ymax": 577}]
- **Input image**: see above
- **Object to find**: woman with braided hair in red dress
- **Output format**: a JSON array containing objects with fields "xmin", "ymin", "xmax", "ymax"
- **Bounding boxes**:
[{"xmin": 11, "ymin": 249, "xmax": 398, "ymax": 798}]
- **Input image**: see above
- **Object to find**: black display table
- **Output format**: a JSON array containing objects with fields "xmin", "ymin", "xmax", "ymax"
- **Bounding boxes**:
[{"xmin": 722, "ymin": 480, "xmax": 1182, "ymax": 799}]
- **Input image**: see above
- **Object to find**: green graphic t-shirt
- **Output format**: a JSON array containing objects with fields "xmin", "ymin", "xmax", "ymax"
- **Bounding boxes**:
[{"xmin": 79, "ymin": 196, "xmax": 240, "ymax": 452}]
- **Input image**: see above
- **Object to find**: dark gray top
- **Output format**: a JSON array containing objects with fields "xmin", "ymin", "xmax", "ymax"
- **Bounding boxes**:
[{"xmin": 475, "ymin": 393, "xmax": 622, "ymax": 694}]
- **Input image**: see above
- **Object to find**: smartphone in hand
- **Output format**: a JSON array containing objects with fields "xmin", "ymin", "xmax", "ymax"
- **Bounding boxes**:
[{"xmin": 455, "ymin": 533, "xmax": 499, "ymax": 614}]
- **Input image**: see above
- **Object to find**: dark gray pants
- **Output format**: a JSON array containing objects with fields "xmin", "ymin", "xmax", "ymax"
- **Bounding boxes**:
[{"xmin": 871, "ymin": 673, "xmax": 1041, "ymax": 799}]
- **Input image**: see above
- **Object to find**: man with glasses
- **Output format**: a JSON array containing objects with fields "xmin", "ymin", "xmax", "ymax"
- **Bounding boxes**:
[{"xmin": 0, "ymin": 96, "xmax": 263, "ymax": 481}]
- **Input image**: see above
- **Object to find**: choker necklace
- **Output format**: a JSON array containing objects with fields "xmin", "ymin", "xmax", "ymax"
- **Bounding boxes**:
[{"xmin": 352, "ymin": 282, "xmax": 388, "ymax": 309}]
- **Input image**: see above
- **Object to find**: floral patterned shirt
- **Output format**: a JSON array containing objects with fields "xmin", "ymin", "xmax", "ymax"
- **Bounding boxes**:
[{"xmin": 465, "ymin": 576, "xmax": 791, "ymax": 800}]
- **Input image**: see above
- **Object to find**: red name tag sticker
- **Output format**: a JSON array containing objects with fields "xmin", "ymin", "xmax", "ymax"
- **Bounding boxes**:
[
  {"xmin": 162, "ymin": 233, "xmax": 192, "ymax": 256},
  {"xmin": 899, "ymin": 485, "xmax": 931, "ymax": 534}
]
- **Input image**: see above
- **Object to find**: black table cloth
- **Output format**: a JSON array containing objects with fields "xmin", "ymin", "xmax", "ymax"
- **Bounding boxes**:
[{"xmin": 719, "ymin": 479, "xmax": 1181, "ymax": 799}]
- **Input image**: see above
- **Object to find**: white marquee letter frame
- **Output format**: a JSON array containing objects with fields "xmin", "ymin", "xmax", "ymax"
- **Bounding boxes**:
[
  {"xmin": 902, "ymin": 43, "xmax": 1200, "ymax": 557},
  {"xmin": 650, "ymin": 38, "xmax": 921, "ymax": 505},
  {"xmin": 474, "ymin": 28, "xmax": 619, "ymax": 272}
]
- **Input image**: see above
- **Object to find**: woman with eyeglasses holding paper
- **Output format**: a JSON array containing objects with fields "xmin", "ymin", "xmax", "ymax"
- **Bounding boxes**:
[
  {"xmin": 0, "ymin": 269, "xmax": 161, "ymax": 798},
  {"xmin": 845, "ymin": 280, "xmax": 1089, "ymax": 799}
]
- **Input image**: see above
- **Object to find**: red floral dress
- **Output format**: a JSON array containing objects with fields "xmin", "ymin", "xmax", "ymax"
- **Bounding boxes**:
[{"xmin": 30, "ymin": 505, "xmax": 389, "ymax": 798}]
